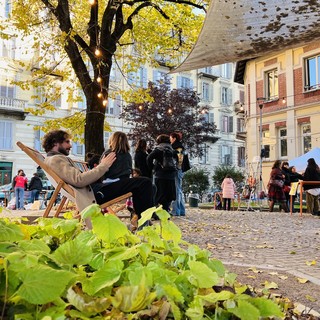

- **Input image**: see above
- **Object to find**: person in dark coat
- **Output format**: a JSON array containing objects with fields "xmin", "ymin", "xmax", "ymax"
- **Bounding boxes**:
[
  {"xmin": 134, "ymin": 139, "xmax": 152, "ymax": 178},
  {"xmin": 147, "ymin": 134, "xmax": 177, "ymax": 213},
  {"xmin": 170, "ymin": 132, "xmax": 186, "ymax": 216},
  {"xmin": 268, "ymin": 160, "xmax": 289, "ymax": 212},
  {"xmin": 29, "ymin": 173, "xmax": 43, "ymax": 203},
  {"xmin": 288, "ymin": 166, "xmax": 303, "ymax": 212},
  {"xmin": 281, "ymin": 161, "xmax": 291, "ymax": 210},
  {"xmin": 303, "ymin": 158, "xmax": 320, "ymax": 215}
]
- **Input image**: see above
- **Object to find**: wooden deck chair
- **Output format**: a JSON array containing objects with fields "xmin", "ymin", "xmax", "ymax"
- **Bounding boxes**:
[{"xmin": 16, "ymin": 141, "xmax": 132, "ymax": 218}]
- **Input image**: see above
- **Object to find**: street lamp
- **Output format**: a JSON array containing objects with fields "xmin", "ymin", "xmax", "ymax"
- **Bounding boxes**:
[{"xmin": 257, "ymin": 98, "xmax": 265, "ymax": 211}]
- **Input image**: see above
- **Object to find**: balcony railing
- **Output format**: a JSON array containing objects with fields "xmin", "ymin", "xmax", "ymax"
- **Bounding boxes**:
[{"xmin": 0, "ymin": 97, "xmax": 27, "ymax": 111}]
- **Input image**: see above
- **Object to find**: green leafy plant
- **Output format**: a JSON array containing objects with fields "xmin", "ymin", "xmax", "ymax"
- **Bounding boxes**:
[
  {"xmin": 0, "ymin": 205, "xmax": 286, "ymax": 319},
  {"xmin": 182, "ymin": 168, "xmax": 210, "ymax": 202},
  {"xmin": 212, "ymin": 165, "xmax": 245, "ymax": 192}
]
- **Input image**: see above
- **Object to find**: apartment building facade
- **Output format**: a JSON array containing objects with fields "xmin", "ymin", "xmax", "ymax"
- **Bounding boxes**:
[
  {"xmin": 0, "ymin": 4, "xmax": 245, "ymax": 186},
  {"xmin": 235, "ymin": 41, "xmax": 320, "ymax": 187}
]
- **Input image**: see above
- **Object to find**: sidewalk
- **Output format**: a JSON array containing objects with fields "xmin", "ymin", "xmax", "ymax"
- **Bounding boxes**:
[{"xmin": 173, "ymin": 208, "xmax": 320, "ymax": 285}]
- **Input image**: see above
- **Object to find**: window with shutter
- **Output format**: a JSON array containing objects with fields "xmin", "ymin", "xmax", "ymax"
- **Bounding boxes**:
[{"xmin": 0, "ymin": 121, "xmax": 13, "ymax": 150}]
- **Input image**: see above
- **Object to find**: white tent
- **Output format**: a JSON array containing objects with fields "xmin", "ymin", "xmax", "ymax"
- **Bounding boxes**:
[{"xmin": 289, "ymin": 148, "xmax": 320, "ymax": 172}]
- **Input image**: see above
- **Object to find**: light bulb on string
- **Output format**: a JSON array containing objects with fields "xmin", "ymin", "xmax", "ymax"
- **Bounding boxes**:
[
  {"xmin": 168, "ymin": 108, "xmax": 173, "ymax": 114},
  {"xmin": 96, "ymin": 76, "xmax": 102, "ymax": 83},
  {"xmin": 103, "ymin": 99, "xmax": 108, "ymax": 106},
  {"xmin": 95, "ymin": 48, "xmax": 101, "ymax": 56},
  {"xmin": 282, "ymin": 97, "xmax": 286, "ymax": 104},
  {"xmin": 97, "ymin": 92, "xmax": 103, "ymax": 99},
  {"xmin": 138, "ymin": 105, "xmax": 143, "ymax": 111},
  {"xmin": 89, "ymin": 0, "xmax": 95, "ymax": 4}
]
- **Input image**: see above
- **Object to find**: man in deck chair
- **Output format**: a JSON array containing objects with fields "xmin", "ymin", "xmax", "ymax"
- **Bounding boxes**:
[{"xmin": 42, "ymin": 130, "xmax": 154, "ymax": 228}]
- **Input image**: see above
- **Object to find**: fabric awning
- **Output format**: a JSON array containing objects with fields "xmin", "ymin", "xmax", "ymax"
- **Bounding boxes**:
[{"xmin": 174, "ymin": 0, "xmax": 320, "ymax": 72}]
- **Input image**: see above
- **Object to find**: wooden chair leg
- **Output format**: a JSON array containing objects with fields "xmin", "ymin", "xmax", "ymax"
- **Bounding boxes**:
[
  {"xmin": 54, "ymin": 196, "xmax": 67, "ymax": 217},
  {"xmin": 43, "ymin": 182, "xmax": 63, "ymax": 218}
]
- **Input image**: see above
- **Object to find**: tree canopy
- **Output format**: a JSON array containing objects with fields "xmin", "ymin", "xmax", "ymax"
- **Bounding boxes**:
[
  {"xmin": 120, "ymin": 80, "xmax": 218, "ymax": 156},
  {"xmin": 3, "ymin": 0, "xmax": 209, "ymax": 155}
]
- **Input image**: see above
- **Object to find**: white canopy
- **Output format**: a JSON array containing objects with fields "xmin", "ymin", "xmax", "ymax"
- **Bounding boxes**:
[
  {"xmin": 289, "ymin": 148, "xmax": 320, "ymax": 172},
  {"xmin": 174, "ymin": 0, "xmax": 320, "ymax": 72}
]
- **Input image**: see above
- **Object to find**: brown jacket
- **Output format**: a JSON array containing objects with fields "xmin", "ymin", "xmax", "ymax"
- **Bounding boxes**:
[{"xmin": 44, "ymin": 153, "xmax": 109, "ymax": 212}]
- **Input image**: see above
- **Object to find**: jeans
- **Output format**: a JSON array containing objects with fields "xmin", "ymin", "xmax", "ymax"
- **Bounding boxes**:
[
  {"xmin": 172, "ymin": 169, "xmax": 185, "ymax": 216},
  {"xmin": 30, "ymin": 189, "xmax": 40, "ymax": 203},
  {"xmin": 15, "ymin": 187, "xmax": 25, "ymax": 209}
]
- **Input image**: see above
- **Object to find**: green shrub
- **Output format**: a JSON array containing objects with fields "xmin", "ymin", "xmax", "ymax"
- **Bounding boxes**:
[
  {"xmin": 182, "ymin": 167, "xmax": 210, "ymax": 202},
  {"xmin": 212, "ymin": 165, "xmax": 245, "ymax": 191},
  {"xmin": 0, "ymin": 205, "xmax": 285, "ymax": 319}
]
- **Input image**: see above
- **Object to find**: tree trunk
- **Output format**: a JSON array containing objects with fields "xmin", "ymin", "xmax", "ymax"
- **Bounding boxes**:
[{"xmin": 84, "ymin": 86, "xmax": 106, "ymax": 156}]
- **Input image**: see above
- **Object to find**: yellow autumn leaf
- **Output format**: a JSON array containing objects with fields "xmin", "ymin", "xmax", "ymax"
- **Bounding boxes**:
[
  {"xmin": 278, "ymin": 275, "xmax": 288, "ymax": 280},
  {"xmin": 305, "ymin": 260, "xmax": 317, "ymax": 266},
  {"xmin": 296, "ymin": 278, "xmax": 309, "ymax": 284},
  {"xmin": 305, "ymin": 295, "xmax": 317, "ymax": 302},
  {"xmin": 248, "ymin": 267, "xmax": 263, "ymax": 274},
  {"xmin": 263, "ymin": 281, "xmax": 279, "ymax": 289},
  {"xmin": 268, "ymin": 272, "xmax": 278, "ymax": 276},
  {"xmin": 290, "ymin": 251, "xmax": 296, "ymax": 254}
]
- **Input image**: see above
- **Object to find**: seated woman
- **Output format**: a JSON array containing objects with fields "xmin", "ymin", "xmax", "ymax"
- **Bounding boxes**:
[{"xmin": 100, "ymin": 132, "xmax": 132, "ymax": 183}]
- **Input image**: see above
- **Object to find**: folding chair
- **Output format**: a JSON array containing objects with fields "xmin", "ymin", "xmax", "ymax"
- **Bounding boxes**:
[{"xmin": 16, "ymin": 141, "xmax": 132, "ymax": 218}]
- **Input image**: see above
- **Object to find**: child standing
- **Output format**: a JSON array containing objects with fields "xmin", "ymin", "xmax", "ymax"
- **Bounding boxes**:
[{"xmin": 221, "ymin": 174, "xmax": 236, "ymax": 211}]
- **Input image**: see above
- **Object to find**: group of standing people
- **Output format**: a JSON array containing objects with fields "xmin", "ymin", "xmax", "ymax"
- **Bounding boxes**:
[
  {"xmin": 11, "ymin": 170, "xmax": 43, "ymax": 210},
  {"xmin": 268, "ymin": 158, "xmax": 320, "ymax": 215}
]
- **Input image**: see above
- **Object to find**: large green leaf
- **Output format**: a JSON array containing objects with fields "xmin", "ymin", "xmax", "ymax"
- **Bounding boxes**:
[
  {"xmin": 6, "ymin": 252, "xmax": 39, "ymax": 272},
  {"xmin": 198, "ymin": 290, "xmax": 234, "ymax": 304},
  {"xmin": 161, "ymin": 220, "xmax": 181, "ymax": 245},
  {"xmin": 0, "ymin": 221, "xmax": 25, "ymax": 242},
  {"xmin": 188, "ymin": 261, "xmax": 220, "ymax": 288},
  {"xmin": 53, "ymin": 237, "xmax": 93, "ymax": 267},
  {"xmin": 248, "ymin": 297, "xmax": 283, "ymax": 317},
  {"xmin": 83, "ymin": 260, "xmax": 124, "ymax": 295},
  {"xmin": 18, "ymin": 239, "xmax": 51, "ymax": 254},
  {"xmin": 17, "ymin": 265, "xmax": 76, "ymax": 304},
  {"xmin": 0, "ymin": 242, "xmax": 19, "ymax": 254},
  {"xmin": 228, "ymin": 300, "xmax": 260, "ymax": 320},
  {"xmin": 91, "ymin": 215, "xmax": 129, "ymax": 246}
]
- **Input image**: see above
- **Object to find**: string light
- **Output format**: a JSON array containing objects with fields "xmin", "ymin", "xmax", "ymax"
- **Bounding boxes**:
[
  {"xmin": 89, "ymin": 0, "xmax": 95, "ymax": 4},
  {"xmin": 168, "ymin": 108, "xmax": 173, "ymax": 114},
  {"xmin": 95, "ymin": 48, "xmax": 101, "ymax": 56},
  {"xmin": 282, "ymin": 97, "xmax": 286, "ymax": 104},
  {"xmin": 96, "ymin": 76, "xmax": 102, "ymax": 83},
  {"xmin": 102, "ymin": 99, "xmax": 108, "ymax": 106},
  {"xmin": 138, "ymin": 105, "xmax": 143, "ymax": 111},
  {"xmin": 97, "ymin": 92, "xmax": 103, "ymax": 99}
]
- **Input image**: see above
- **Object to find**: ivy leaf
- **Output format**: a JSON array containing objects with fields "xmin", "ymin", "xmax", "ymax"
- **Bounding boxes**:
[
  {"xmin": 83, "ymin": 260, "xmax": 124, "ymax": 295},
  {"xmin": 17, "ymin": 265, "xmax": 76, "ymax": 304},
  {"xmin": 188, "ymin": 261, "xmax": 219, "ymax": 288},
  {"xmin": 18, "ymin": 239, "xmax": 51, "ymax": 254},
  {"xmin": 248, "ymin": 297, "xmax": 284, "ymax": 317},
  {"xmin": 0, "ymin": 221, "xmax": 25, "ymax": 242},
  {"xmin": 161, "ymin": 221, "xmax": 182, "ymax": 245},
  {"xmin": 52, "ymin": 238, "xmax": 93, "ymax": 266},
  {"xmin": 91, "ymin": 215, "xmax": 129, "ymax": 246},
  {"xmin": 229, "ymin": 300, "xmax": 260, "ymax": 320}
]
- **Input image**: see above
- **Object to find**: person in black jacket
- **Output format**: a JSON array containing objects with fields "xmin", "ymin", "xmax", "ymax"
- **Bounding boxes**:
[
  {"xmin": 134, "ymin": 139, "xmax": 152, "ymax": 178},
  {"xmin": 29, "ymin": 173, "xmax": 43, "ymax": 203},
  {"xmin": 281, "ymin": 161, "xmax": 291, "ymax": 210},
  {"xmin": 170, "ymin": 132, "xmax": 186, "ymax": 216},
  {"xmin": 147, "ymin": 134, "xmax": 177, "ymax": 213},
  {"xmin": 288, "ymin": 166, "xmax": 303, "ymax": 212},
  {"xmin": 303, "ymin": 158, "xmax": 320, "ymax": 215}
]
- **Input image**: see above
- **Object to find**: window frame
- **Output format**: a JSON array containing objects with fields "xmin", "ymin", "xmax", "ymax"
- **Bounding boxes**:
[
  {"xmin": 304, "ymin": 54, "xmax": 320, "ymax": 91},
  {"xmin": 0, "ymin": 120, "xmax": 13, "ymax": 151},
  {"xmin": 301, "ymin": 123, "xmax": 311, "ymax": 154},
  {"xmin": 264, "ymin": 68, "xmax": 278, "ymax": 100},
  {"xmin": 278, "ymin": 127, "xmax": 287, "ymax": 158}
]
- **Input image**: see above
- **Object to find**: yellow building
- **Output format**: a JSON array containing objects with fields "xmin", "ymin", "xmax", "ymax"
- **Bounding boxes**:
[{"xmin": 235, "ymin": 41, "xmax": 320, "ymax": 189}]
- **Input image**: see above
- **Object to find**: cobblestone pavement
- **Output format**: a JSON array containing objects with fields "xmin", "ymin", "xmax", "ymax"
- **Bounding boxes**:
[{"xmin": 173, "ymin": 208, "xmax": 320, "ymax": 285}]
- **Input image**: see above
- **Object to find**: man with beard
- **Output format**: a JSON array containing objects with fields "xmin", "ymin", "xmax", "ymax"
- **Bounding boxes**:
[{"xmin": 42, "ymin": 130, "xmax": 154, "ymax": 228}]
